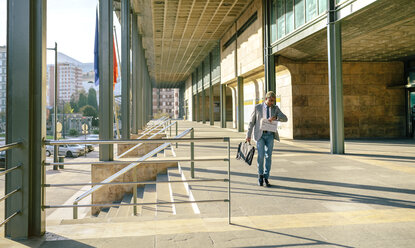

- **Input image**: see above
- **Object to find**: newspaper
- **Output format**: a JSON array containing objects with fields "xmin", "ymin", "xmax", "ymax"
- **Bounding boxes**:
[{"xmin": 260, "ymin": 118, "xmax": 279, "ymax": 132}]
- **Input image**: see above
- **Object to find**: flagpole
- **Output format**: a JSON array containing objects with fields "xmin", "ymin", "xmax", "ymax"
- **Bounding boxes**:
[{"xmin": 113, "ymin": 26, "xmax": 121, "ymax": 139}]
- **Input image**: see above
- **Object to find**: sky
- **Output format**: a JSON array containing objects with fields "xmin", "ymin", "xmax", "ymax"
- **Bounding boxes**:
[{"xmin": 0, "ymin": 0, "xmax": 121, "ymax": 64}]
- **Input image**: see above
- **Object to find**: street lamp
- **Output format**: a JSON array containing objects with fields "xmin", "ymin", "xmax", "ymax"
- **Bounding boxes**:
[{"xmin": 47, "ymin": 42, "xmax": 59, "ymax": 170}]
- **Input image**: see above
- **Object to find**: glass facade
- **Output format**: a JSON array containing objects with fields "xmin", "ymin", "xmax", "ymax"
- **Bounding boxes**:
[{"xmin": 272, "ymin": 0, "xmax": 330, "ymax": 42}]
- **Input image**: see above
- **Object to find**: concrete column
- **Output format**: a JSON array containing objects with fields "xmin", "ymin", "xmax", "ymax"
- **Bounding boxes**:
[
  {"xmin": 202, "ymin": 63, "xmax": 206, "ymax": 124},
  {"xmin": 209, "ymin": 53, "xmax": 214, "ymax": 125},
  {"xmin": 131, "ymin": 14, "xmax": 138, "ymax": 133},
  {"xmin": 237, "ymin": 76, "xmax": 244, "ymax": 132},
  {"xmin": 179, "ymin": 85, "xmax": 185, "ymax": 119},
  {"xmin": 220, "ymin": 84, "xmax": 227, "ymax": 128},
  {"xmin": 6, "ymin": 0, "xmax": 46, "ymax": 238},
  {"xmin": 231, "ymin": 87, "xmax": 237, "ymax": 129},
  {"xmin": 328, "ymin": 0, "xmax": 344, "ymax": 154},
  {"xmin": 138, "ymin": 34, "xmax": 144, "ymax": 129},
  {"xmin": 99, "ymin": 0, "xmax": 114, "ymax": 161},
  {"xmin": 195, "ymin": 69, "xmax": 200, "ymax": 122},
  {"xmin": 121, "ymin": 0, "xmax": 131, "ymax": 139}
]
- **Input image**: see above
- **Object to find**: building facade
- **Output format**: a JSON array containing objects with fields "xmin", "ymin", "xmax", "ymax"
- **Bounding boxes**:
[
  {"xmin": 184, "ymin": 0, "xmax": 415, "ymax": 140},
  {"xmin": 152, "ymin": 88, "xmax": 179, "ymax": 119}
]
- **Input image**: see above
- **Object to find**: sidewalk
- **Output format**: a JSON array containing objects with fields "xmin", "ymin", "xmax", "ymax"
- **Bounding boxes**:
[{"xmin": 2, "ymin": 120, "xmax": 415, "ymax": 247}]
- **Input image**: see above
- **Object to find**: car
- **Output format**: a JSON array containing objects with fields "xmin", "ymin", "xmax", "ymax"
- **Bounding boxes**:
[
  {"xmin": 58, "ymin": 144, "xmax": 85, "ymax": 158},
  {"xmin": 45, "ymin": 145, "xmax": 54, "ymax": 157},
  {"xmin": 0, "ymin": 151, "xmax": 5, "ymax": 169}
]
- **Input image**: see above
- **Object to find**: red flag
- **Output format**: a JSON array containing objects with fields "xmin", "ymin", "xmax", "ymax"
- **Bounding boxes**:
[{"xmin": 113, "ymin": 37, "xmax": 118, "ymax": 90}]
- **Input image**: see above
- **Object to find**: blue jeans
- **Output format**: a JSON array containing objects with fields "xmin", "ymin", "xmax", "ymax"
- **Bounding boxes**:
[{"xmin": 257, "ymin": 132, "xmax": 274, "ymax": 179}]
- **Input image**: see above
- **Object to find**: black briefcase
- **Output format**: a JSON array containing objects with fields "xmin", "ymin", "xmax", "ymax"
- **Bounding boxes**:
[{"xmin": 236, "ymin": 141, "xmax": 255, "ymax": 165}]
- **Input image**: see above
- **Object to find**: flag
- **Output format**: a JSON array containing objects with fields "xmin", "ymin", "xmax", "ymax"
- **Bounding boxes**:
[
  {"xmin": 94, "ymin": 7, "xmax": 99, "ymax": 86},
  {"xmin": 113, "ymin": 37, "xmax": 118, "ymax": 90}
]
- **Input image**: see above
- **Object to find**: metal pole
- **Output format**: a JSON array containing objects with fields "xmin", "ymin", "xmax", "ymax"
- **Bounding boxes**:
[
  {"xmin": 51, "ymin": 42, "xmax": 59, "ymax": 170},
  {"xmin": 175, "ymin": 122, "xmax": 178, "ymax": 148},
  {"xmin": 133, "ymin": 167, "xmax": 137, "ymax": 215},
  {"xmin": 227, "ymin": 139, "xmax": 231, "ymax": 224},
  {"xmin": 99, "ymin": 0, "xmax": 114, "ymax": 161},
  {"xmin": 327, "ymin": 0, "xmax": 344, "ymax": 154},
  {"xmin": 73, "ymin": 202, "xmax": 78, "ymax": 219},
  {"xmin": 237, "ymin": 77, "xmax": 244, "ymax": 132},
  {"xmin": 220, "ymin": 84, "xmax": 227, "ymax": 128},
  {"xmin": 121, "ymin": 0, "xmax": 131, "ymax": 140},
  {"xmin": 190, "ymin": 129, "xmax": 195, "ymax": 178}
]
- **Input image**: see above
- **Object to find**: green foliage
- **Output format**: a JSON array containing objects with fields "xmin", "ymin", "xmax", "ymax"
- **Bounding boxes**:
[
  {"xmin": 153, "ymin": 110, "xmax": 169, "ymax": 119},
  {"xmin": 80, "ymin": 105, "xmax": 99, "ymax": 127},
  {"xmin": 63, "ymin": 102, "xmax": 73, "ymax": 114},
  {"xmin": 69, "ymin": 129, "xmax": 78, "ymax": 136},
  {"xmin": 80, "ymin": 105, "xmax": 97, "ymax": 117},
  {"xmin": 88, "ymin": 88, "xmax": 98, "ymax": 110},
  {"xmin": 70, "ymin": 95, "xmax": 79, "ymax": 113},
  {"xmin": 93, "ymin": 129, "xmax": 99, "ymax": 134},
  {"xmin": 78, "ymin": 92, "xmax": 88, "ymax": 109}
]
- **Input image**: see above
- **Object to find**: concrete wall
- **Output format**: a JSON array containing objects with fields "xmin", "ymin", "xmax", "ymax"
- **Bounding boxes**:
[
  {"xmin": 275, "ymin": 66, "xmax": 293, "ymax": 139},
  {"xmin": 277, "ymin": 57, "xmax": 405, "ymax": 139},
  {"xmin": 117, "ymin": 133, "xmax": 166, "ymax": 158},
  {"xmin": 236, "ymin": 0, "xmax": 263, "ymax": 76},
  {"xmin": 220, "ymin": 0, "xmax": 263, "ymax": 84},
  {"xmin": 91, "ymin": 161, "xmax": 177, "ymax": 215},
  {"xmin": 184, "ymin": 76, "xmax": 193, "ymax": 121},
  {"xmin": 242, "ymin": 74, "xmax": 266, "ymax": 130}
]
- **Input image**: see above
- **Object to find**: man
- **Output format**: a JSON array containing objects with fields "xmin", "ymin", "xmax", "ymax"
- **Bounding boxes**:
[{"xmin": 246, "ymin": 91, "xmax": 287, "ymax": 187}]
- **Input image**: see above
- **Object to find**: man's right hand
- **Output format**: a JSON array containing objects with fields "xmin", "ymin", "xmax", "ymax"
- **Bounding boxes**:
[{"xmin": 246, "ymin": 137, "xmax": 251, "ymax": 143}]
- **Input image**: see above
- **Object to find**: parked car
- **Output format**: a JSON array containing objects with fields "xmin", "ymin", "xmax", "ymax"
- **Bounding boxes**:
[
  {"xmin": 0, "ymin": 151, "xmax": 5, "ymax": 169},
  {"xmin": 45, "ymin": 145, "xmax": 53, "ymax": 157},
  {"xmin": 58, "ymin": 144, "xmax": 85, "ymax": 158}
]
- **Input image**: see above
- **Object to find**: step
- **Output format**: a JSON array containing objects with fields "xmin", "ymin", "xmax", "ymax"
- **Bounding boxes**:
[
  {"xmin": 127, "ymin": 187, "xmax": 145, "ymax": 216},
  {"xmin": 116, "ymin": 193, "xmax": 133, "ymax": 217},
  {"xmin": 167, "ymin": 167, "xmax": 196, "ymax": 215},
  {"xmin": 164, "ymin": 146, "xmax": 173, "ymax": 157},
  {"xmin": 140, "ymin": 183, "xmax": 157, "ymax": 216},
  {"xmin": 106, "ymin": 203, "xmax": 120, "ymax": 218},
  {"xmin": 156, "ymin": 173, "xmax": 173, "ymax": 216},
  {"xmin": 97, "ymin": 208, "xmax": 109, "ymax": 218}
]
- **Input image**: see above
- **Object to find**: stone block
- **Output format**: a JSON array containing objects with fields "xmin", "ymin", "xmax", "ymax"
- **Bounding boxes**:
[
  {"xmin": 91, "ymin": 161, "xmax": 178, "ymax": 215},
  {"xmin": 293, "ymin": 95, "xmax": 308, "ymax": 107},
  {"xmin": 344, "ymin": 96, "xmax": 359, "ymax": 106},
  {"xmin": 117, "ymin": 133, "xmax": 166, "ymax": 158}
]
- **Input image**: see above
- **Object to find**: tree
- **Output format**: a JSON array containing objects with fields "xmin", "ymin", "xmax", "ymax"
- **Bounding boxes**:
[
  {"xmin": 63, "ymin": 102, "xmax": 73, "ymax": 114},
  {"xmin": 87, "ymin": 88, "xmax": 98, "ymax": 110},
  {"xmin": 70, "ymin": 94, "xmax": 79, "ymax": 113},
  {"xmin": 78, "ymin": 92, "xmax": 88, "ymax": 109},
  {"xmin": 80, "ymin": 105, "xmax": 99, "ymax": 127}
]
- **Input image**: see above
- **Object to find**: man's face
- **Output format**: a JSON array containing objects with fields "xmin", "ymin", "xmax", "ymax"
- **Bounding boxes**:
[{"xmin": 265, "ymin": 97, "xmax": 276, "ymax": 107}]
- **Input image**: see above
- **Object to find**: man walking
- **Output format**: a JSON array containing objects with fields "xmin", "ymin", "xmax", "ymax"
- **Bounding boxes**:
[{"xmin": 246, "ymin": 91, "xmax": 287, "ymax": 187}]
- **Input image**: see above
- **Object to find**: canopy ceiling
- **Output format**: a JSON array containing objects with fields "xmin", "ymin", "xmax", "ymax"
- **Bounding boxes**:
[{"xmin": 122, "ymin": 0, "xmax": 252, "ymax": 88}]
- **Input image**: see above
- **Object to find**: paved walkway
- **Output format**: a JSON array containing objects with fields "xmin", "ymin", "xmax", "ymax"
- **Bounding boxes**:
[{"xmin": 1, "ymin": 120, "xmax": 415, "ymax": 247}]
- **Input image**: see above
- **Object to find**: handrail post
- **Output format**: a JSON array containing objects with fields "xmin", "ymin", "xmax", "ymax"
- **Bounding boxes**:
[
  {"xmin": 190, "ymin": 129, "xmax": 195, "ymax": 178},
  {"xmin": 175, "ymin": 122, "xmax": 178, "ymax": 148},
  {"xmin": 73, "ymin": 202, "xmax": 78, "ymax": 219},
  {"xmin": 227, "ymin": 138, "xmax": 231, "ymax": 224},
  {"xmin": 169, "ymin": 120, "xmax": 172, "ymax": 137},
  {"xmin": 133, "ymin": 167, "xmax": 138, "ymax": 215}
]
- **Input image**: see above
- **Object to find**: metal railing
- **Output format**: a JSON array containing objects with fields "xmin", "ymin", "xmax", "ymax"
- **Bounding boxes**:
[
  {"xmin": 116, "ymin": 120, "xmax": 178, "ymax": 158},
  {"xmin": 42, "ymin": 126, "xmax": 232, "ymax": 223},
  {"xmin": 0, "ymin": 141, "xmax": 23, "ymax": 228},
  {"xmin": 146, "ymin": 116, "xmax": 168, "ymax": 129}
]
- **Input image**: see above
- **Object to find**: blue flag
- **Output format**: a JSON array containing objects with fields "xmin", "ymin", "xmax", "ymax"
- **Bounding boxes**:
[{"xmin": 94, "ymin": 8, "xmax": 99, "ymax": 86}]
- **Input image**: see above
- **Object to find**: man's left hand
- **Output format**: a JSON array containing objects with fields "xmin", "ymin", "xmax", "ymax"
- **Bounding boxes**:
[{"xmin": 268, "ymin": 116, "xmax": 276, "ymax": 122}]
